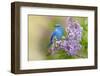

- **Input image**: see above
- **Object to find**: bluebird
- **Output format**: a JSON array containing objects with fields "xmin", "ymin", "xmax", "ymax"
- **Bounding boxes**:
[{"xmin": 48, "ymin": 24, "xmax": 64, "ymax": 48}]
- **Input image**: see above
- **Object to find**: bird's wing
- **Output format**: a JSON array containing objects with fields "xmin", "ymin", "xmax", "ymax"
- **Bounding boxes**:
[
  {"xmin": 48, "ymin": 32, "xmax": 56, "ymax": 48},
  {"xmin": 50, "ymin": 31, "xmax": 56, "ymax": 43}
]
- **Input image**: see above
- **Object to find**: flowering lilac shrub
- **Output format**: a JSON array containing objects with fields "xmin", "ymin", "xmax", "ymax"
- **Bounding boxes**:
[
  {"xmin": 49, "ymin": 17, "xmax": 83, "ymax": 56},
  {"xmin": 66, "ymin": 17, "xmax": 83, "ymax": 41}
]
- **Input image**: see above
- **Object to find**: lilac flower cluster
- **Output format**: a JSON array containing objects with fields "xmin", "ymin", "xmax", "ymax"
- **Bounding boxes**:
[
  {"xmin": 66, "ymin": 17, "xmax": 83, "ymax": 41},
  {"xmin": 63, "ymin": 17, "xmax": 83, "ymax": 56},
  {"xmin": 50, "ymin": 17, "xmax": 83, "ymax": 56},
  {"xmin": 62, "ymin": 39, "xmax": 82, "ymax": 56}
]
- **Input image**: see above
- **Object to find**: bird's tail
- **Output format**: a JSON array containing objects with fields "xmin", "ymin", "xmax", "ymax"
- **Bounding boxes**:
[
  {"xmin": 48, "ymin": 32, "xmax": 55, "ymax": 48},
  {"xmin": 48, "ymin": 41, "xmax": 53, "ymax": 48}
]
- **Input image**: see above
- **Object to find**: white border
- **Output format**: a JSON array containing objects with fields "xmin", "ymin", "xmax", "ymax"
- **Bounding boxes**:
[{"xmin": 20, "ymin": 6, "xmax": 95, "ymax": 70}]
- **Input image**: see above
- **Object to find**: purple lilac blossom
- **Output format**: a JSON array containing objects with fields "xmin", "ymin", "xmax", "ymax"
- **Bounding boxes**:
[
  {"xmin": 61, "ymin": 40, "xmax": 82, "ymax": 56},
  {"xmin": 66, "ymin": 17, "xmax": 83, "ymax": 41},
  {"xmin": 64, "ymin": 17, "xmax": 83, "ymax": 56},
  {"xmin": 49, "ymin": 17, "xmax": 83, "ymax": 56}
]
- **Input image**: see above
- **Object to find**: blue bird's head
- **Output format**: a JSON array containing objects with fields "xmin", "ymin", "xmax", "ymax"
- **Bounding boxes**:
[
  {"xmin": 54, "ymin": 24, "xmax": 64, "ymax": 40},
  {"xmin": 55, "ymin": 24, "xmax": 64, "ymax": 32}
]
